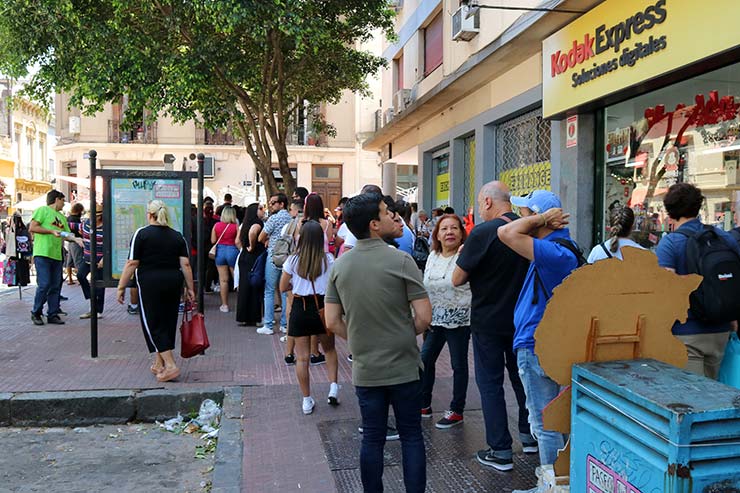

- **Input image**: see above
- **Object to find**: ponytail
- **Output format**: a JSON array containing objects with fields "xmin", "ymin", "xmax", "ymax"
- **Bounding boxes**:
[
  {"xmin": 608, "ymin": 206, "xmax": 635, "ymax": 253},
  {"xmin": 147, "ymin": 200, "xmax": 170, "ymax": 227}
]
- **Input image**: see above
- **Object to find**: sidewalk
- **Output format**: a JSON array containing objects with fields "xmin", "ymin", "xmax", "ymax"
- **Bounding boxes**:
[{"xmin": 0, "ymin": 281, "xmax": 538, "ymax": 491}]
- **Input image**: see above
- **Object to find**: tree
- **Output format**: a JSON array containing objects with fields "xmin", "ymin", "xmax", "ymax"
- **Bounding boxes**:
[{"xmin": 0, "ymin": 0, "xmax": 394, "ymax": 197}]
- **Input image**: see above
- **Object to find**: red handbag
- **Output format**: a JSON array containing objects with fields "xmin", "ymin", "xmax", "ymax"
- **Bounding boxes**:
[{"xmin": 180, "ymin": 303, "xmax": 210, "ymax": 358}]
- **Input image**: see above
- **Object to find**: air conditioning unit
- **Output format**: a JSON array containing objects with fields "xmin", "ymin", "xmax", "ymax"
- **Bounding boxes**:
[
  {"xmin": 388, "ymin": 0, "xmax": 404, "ymax": 10},
  {"xmin": 203, "ymin": 156, "xmax": 215, "ymax": 179},
  {"xmin": 383, "ymin": 108, "xmax": 395, "ymax": 126},
  {"xmin": 393, "ymin": 89, "xmax": 413, "ymax": 114},
  {"xmin": 452, "ymin": 5, "xmax": 480, "ymax": 42},
  {"xmin": 69, "ymin": 116, "xmax": 81, "ymax": 134}
]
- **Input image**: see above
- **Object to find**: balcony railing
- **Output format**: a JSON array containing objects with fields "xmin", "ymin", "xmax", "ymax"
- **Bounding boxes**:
[
  {"xmin": 108, "ymin": 120, "xmax": 158, "ymax": 144},
  {"xmin": 195, "ymin": 127, "xmax": 243, "ymax": 145}
]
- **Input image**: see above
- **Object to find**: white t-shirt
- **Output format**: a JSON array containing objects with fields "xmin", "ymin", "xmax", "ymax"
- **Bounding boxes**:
[
  {"xmin": 422, "ymin": 251, "xmax": 472, "ymax": 328},
  {"xmin": 587, "ymin": 238, "xmax": 645, "ymax": 263},
  {"xmin": 282, "ymin": 253, "xmax": 334, "ymax": 296},
  {"xmin": 337, "ymin": 223, "xmax": 357, "ymax": 249}
]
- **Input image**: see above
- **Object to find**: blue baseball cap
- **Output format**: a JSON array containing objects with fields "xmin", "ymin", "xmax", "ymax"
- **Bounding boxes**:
[{"xmin": 510, "ymin": 190, "xmax": 561, "ymax": 214}]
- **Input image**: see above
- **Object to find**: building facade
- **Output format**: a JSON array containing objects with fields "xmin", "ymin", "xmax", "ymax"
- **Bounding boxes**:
[{"xmin": 366, "ymin": 0, "xmax": 740, "ymax": 250}]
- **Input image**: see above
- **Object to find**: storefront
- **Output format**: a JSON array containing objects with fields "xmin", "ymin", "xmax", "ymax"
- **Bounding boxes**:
[{"xmin": 543, "ymin": 0, "xmax": 740, "ymax": 247}]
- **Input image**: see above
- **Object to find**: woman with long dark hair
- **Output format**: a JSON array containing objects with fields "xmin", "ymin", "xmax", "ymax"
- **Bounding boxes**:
[
  {"xmin": 236, "ymin": 203, "xmax": 266, "ymax": 326},
  {"xmin": 279, "ymin": 220, "xmax": 339, "ymax": 414},
  {"xmin": 587, "ymin": 205, "xmax": 644, "ymax": 262}
]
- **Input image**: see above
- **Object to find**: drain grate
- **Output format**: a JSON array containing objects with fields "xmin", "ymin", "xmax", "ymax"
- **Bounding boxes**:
[{"xmin": 319, "ymin": 413, "xmax": 540, "ymax": 492}]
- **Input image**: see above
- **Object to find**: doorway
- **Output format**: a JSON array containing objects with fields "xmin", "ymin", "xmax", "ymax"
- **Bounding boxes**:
[{"xmin": 311, "ymin": 164, "xmax": 342, "ymax": 212}]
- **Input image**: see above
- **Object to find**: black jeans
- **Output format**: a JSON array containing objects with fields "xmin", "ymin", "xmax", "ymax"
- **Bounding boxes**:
[
  {"xmin": 77, "ymin": 261, "xmax": 105, "ymax": 314},
  {"xmin": 355, "ymin": 379, "xmax": 426, "ymax": 493},
  {"xmin": 472, "ymin": 331, "xmax": 530, "ymax": 452},
  {"xmin": 420, "ymin": 325, "xmax": 471, "ymax": 414}
]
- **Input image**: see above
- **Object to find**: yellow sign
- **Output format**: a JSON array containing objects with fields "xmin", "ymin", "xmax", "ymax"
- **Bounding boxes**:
[
  {"xmin": 542, "ymin": 0, "xmax": 740, "ymax": 118},
  {"xmin": 500, "ymin": 162, "xmax": 551, "ymax": 198},
  {"xmin": 435, "ymin": 172, "xmax": 450, "ymax": 208}
]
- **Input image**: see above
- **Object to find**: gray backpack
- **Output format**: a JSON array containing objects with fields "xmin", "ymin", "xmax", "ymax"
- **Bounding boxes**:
[{"xmin": 271, "ymin": 219, "xmax": 299, "ymax": 267}]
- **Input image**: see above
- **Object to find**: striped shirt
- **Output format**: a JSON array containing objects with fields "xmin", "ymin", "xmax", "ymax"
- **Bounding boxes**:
[{"xmin": 80, "ymin": 219, "xmax": 104, "ymax": 263}]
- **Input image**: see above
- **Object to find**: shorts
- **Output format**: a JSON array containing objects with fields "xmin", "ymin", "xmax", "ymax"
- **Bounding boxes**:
[
  {"xmin": 288, "ymin": 294, "xmax": 326, "ymax": 337},
  {"xmin": 215, "ymin": 244, "xmax": 239, "ymax": 267}
]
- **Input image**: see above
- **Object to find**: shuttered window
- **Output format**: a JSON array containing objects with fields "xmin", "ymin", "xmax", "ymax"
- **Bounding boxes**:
[{"xmin": 424, "ymin": 13, "xmax": 443, "ymax": 77}]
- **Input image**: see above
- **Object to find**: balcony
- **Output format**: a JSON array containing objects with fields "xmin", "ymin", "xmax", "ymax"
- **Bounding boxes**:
[
  {"xmin": 195, "ymin": 127, "xmax": 243, "ymax": 146},
  {"xmin": 107, "ymin": 120, "xmax": 158, "ymax": 144}
]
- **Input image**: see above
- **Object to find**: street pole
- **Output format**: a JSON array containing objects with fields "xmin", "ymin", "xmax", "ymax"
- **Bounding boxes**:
[
  {"xmin": 197, "ymin": 153, "xmax": 204, "ymax": 314},
  {"xmin": 89, "ymin": 149, "xmax": 98, "ymax": 358}
]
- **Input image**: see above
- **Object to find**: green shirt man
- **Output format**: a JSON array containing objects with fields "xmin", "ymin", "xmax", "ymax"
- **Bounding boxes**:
[{"xmin": 31, "ymin": 203, "xmax": 70, "ymax": 261}]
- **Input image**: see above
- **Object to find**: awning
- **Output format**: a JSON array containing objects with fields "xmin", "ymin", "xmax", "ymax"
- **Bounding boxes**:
[
  {"xmin": 628, "ymin": 187, "xmax": 668, "ymax": 207},
  {"xmin": 53, "ymin": 174, "xmax": 103, "ymax": 189}
]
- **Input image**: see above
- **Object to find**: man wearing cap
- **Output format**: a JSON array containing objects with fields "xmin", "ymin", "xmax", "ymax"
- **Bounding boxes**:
[{"xmin": 498, "ymin": 190, "xmax": 575, "ymax": 492}]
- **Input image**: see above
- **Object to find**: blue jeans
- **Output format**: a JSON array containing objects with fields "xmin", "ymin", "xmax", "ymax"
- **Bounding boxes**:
[
  {"xmin": 355, "ymin": 379, "xmax": 426, "ymax": 493},
  {"xmin": 473, "ymin": 332, "xmax": 531, "ymax": 453},
  {"xmin": 77, "ymin": 262, "xmax": 105, "ymax": 314},
  {"xmin": 420, "ymin": 325, "xmax": 470, "ymax": 414},
  {"xmin": 33, "ymin": 256, "xmax": 63, "ymax": 317},
  {"xmin": 517, "ymin": 348, "xmax": 566, "ymax": 465},
  {"xmin": 262, "ymin": 252, "xmax": 287, "ymax": 329}
]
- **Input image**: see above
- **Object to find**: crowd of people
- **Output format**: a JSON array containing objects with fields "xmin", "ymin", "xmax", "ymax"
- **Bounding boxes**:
[{"xmin": 8, "ymin": 178, "xmax": 740, "ymax": 492}]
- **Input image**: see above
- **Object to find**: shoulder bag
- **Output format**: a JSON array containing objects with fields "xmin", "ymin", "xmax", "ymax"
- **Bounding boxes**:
[
  {"xmin": 311, "ymin": 279, "xmax": 326, "ymax": 330},
  {"xmin": 208, "ymin": 224, "xmax": 230, "ymax": 260}
]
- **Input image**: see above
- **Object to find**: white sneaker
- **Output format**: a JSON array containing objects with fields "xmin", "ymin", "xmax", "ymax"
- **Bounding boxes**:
[
  {"xmin": 279, "ymin": 335, "xmax": 287, "ymax": 343},
  {"xmin": 256, "ymin": 327, "xmax": 274, "ymax": 335},
  {"xmin": 279, "ymin": 325, "xmax": 288, "ymax": 334},
  {"xmin": 328, "ymin": 383, "xmax": 340, "ymax": 406},
  {"xmin": 219, "ymin": 305, "xmax": 229, "ymax": 313},
  {"xmin": 302, "ymin": 396, "xmax": 315, "ymax": 415}
]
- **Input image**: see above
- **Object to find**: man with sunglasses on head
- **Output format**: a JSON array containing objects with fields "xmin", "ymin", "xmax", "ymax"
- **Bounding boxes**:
[{"xmin": 258, "ymin": 193, "xmax": 292, "ymax": 334}]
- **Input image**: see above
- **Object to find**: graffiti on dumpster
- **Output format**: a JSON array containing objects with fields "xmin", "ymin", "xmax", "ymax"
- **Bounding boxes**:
[{"xmin": 588, "ymin": 454, "xmax": 643, "ymax": 493}]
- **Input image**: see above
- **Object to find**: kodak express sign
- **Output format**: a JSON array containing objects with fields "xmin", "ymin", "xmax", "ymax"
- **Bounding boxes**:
[{"xmin": 542, "ymin": 0, "xmax": 740, "ymax": 118}]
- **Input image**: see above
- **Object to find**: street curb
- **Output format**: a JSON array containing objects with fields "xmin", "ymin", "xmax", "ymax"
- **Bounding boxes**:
[
  {"xmin": 211, "ymin": 386, "xmax": 244, "ymax": 493},
  {"xmin": 3, "ymin": 387, "xmax": 225, "ymax": 427}
]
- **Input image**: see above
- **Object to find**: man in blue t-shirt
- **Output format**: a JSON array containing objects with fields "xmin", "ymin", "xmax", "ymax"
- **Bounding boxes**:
[
  {"xmin": 655, "ymin": 183, "xmax": 740, "ymax": 380},
  {"xmin": 498, "ymin": 190, "xmax": 576, "ymax": 492}
]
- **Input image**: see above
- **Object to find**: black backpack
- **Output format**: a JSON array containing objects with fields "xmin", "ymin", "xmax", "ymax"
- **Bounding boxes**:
[
  {"xmin": 532, "ymin": 238, "xmax": 587, "ymax": 304},
  {"xmin": 412, "ymin": 235, "xmax": 430, "ymax": 270},
  {"xmin": 676, "ymin": 226, "xmax": 740, "ymax": 323}
]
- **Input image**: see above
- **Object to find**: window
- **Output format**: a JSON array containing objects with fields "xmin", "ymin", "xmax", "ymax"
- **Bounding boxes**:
[
  {"xmin": 462, "ymin": 135, "xmax": 476, "ymax": 210},
  {"xmin": 424, "ymin": 12, "xmax": 443, "ymax": 77},
  {"xmin": 603, "ymin": 62, "xmax": 740, "ymax": 247},
  {"xmin": 495, "ymin": 109, "xmax": 552, "ymax": 198},
  {"xmin": 395, "ymin": 53, "xmax": 404, "ymax": 92},
  {"xmin": 432, "ymin": 149, "xmax": 450, "ymax": 209}
]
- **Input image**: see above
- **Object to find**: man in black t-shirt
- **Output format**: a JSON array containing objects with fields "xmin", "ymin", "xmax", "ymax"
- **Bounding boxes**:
[{"xmin": 452, "ymin": 181, "xmax": 535, "ymax": 472}]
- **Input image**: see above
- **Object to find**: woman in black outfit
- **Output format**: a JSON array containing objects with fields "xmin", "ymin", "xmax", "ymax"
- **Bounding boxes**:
[
  {"xmin": 235, "ymin": 202, "xmax": 265, "ymax": 326},
  {"xmin": 117, "ymin": 200, "xmax": 195, "ymax": 383}
]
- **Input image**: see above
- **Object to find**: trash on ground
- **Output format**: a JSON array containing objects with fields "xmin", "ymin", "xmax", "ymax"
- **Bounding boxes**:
[{"xmin": 158, "ymin": 400, "xmax": 222, "ymax": 444}]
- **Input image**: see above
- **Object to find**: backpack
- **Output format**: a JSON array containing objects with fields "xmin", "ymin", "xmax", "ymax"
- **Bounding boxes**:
[
  {"xmin": 532, "ymin": 238, "xmax": 587, "ymax": 305},
  {"xmin": 271, "ymin": 219, "xmax": 299, "ymax": 268},
  {"xmin": 676, "ymin": 226, "xmax": 740, "ymax": 323},
  {"xmin": 248, "ymin": 251, "xmax": 267, "ymax": 288},
  {"xmin": 412, "ymin": 235, "xmax": 430, "ymax": 270}
]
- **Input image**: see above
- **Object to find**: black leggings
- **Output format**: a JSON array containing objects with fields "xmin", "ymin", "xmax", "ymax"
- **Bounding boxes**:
[{"xmin": 136, "ymin": 268, "xmax": 183, "ymax": 353}]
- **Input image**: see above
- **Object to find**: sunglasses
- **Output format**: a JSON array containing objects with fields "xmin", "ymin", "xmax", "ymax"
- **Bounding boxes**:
[{"xmin": 269, "ymin": 200, "xmax": 278, "ymax": 205}]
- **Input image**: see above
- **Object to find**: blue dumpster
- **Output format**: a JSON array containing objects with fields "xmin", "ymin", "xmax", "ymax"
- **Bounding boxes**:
[{"xmin": 570, "ymin": 359, "xmax": 740, "ymax": 493}]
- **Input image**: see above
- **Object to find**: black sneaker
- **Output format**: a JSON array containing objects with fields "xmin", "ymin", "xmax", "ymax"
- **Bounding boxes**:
[
  {"xmin": 284, "ymin": 353, "xmax": 296, "ymax": 366},
  {"xmin": 127, "ymin": 304, "xmax": 140, "ymax": 315},
  {"xmin": 347, "ymin": 354, "xmax": 353, "ymax": 363},
  {"xmin": 310, "ymin": 353, "xmax": 326, "ymax": 366},
  {"xmin": 46, "ymin": 315, "xmax": 66, "ymax": 325},
  {"xmin": 521, "ymin": 440, "xmax": 539, "ymax": 454},
  {"xmin": 58, "ymin": 309, "xmax": 68, "ymax": 316},
  {"xmin": 31, "ymin": 313, "xmax": 45, "ymax": 326},
  {"xmin": 59, "ymin": 295, "xmax": 69, "ymax": 301},
  {"xmin": 357, "ymin": 426, "xmax": 400, "ymax": 441},
  {"xmin": 476, "ymin": 448, "xmax": 513, "ymax": 471}
]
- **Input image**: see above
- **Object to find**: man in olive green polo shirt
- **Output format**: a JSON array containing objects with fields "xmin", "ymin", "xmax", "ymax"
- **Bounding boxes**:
[
  {"xmin": 326, "ymin": 193, "xmax": 432, "ymax": 493},
  {"xmin": 29, "ymin": 189, "xmax": 75, "ymax": 325}
]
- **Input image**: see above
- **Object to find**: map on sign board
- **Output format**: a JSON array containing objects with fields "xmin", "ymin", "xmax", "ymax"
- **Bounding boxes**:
[{"xmin": 110, "ymin": 178, "xmax": 185, "ymax": 278}]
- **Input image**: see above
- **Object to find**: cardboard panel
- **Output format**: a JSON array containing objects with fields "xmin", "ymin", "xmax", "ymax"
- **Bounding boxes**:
[{"xmin": 543, "ymin": 386, "xmax": 571, "ymax": 434}]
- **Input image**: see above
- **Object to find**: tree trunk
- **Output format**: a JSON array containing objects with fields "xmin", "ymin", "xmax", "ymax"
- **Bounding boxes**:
[
  {"xmin": 248, "ymin": 150, "xmax": 280, "ymax": 200},
  {"xmin": 274, "ymin": 140, "xmax": 296, "ymax": 197}
]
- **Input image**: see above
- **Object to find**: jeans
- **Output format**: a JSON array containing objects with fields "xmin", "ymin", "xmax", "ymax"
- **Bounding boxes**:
[
  {"xmin": 517, "ymin": 348, "xmax": 566, "ymax": 466},
  {"xmin": 420, "ymin": 325, "xmax": 470, "ymax": 414},
  {"xmin": 473, "ymin": 332, "xmax": 531, "ymax": 453},
  {"xmin": 77, "ymin": 262, "xmax": 105, "ymax": 314},
  {"xmin": 33, "ymin": 256, "xmax": 63, "ymax": 317},
  {"xmin": 262, "ymin": 252, "xmax": 287, "ymax": 329},
  {"xmin": 355, "ymin": 379, "xmax": 426, "ymax": 493}
]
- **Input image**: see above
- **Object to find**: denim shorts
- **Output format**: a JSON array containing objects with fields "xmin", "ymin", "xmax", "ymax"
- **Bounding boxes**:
[{"xmin": 215, "ymin": 244, "xmax": 239, "ymax": 267}]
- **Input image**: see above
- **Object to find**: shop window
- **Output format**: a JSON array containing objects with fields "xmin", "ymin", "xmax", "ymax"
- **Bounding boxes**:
[
  {"xmin": 423, "ymin": 12, "xmax": 443, "ymax": 77},
  {"xmin": 495, "ymin": 109, "xmax": 551, "ymax": 198},
  {"xmin": 462, "ymin": 135, "xmax": 476, "ymax": 211},
  {"xmin": 432, "ymin": 149, "xmax": 450, "ymax": 209},
  {"xmin": 603, "ymin": 62, "xmax": 740, "ymax": 248}
]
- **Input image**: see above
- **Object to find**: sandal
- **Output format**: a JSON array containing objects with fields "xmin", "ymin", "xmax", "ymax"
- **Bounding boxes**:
[
  {"xmin": 150, "ymin": 365, "xmax": 164, "ymax": 375},
  {"xmin": 157, "ymin": 367, "xmax": 181, "ymax": 382}
]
